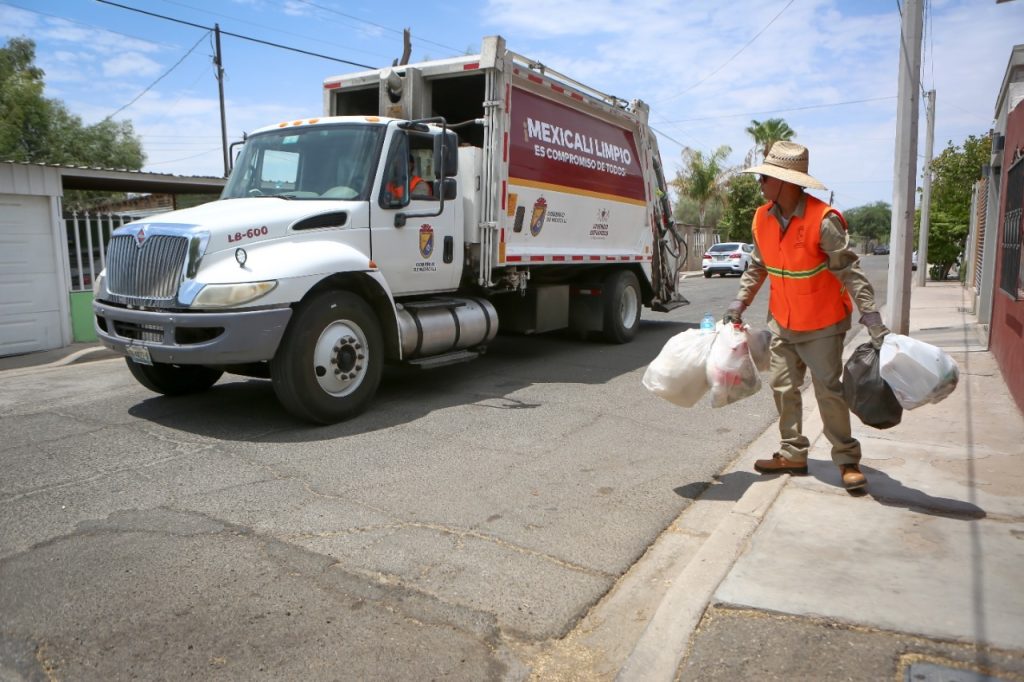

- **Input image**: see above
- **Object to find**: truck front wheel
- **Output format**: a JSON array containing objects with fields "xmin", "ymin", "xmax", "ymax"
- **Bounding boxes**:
[
  {"xmin": 602, "ymin": 270, "xmax": 642, "ymax": 343},
  {"xmin": 125, "ymin": 359, "xmax": 223, "ymax": 395},
  {"xmin": 270, "ymin": 290, "xmax": 383, "ymax": 424}
]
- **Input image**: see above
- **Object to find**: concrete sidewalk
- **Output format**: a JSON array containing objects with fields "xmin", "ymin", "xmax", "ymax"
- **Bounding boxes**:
[{"xmin": 619, "ymin": 281, "xmax": 1024, "ymax": 681}]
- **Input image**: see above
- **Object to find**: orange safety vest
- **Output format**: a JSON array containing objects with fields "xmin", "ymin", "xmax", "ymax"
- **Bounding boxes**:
[
  {"xmin": 410, "ymin": 175, "xmax": 431, "ymax": 196},
  {"xmin": 753, "ymin": 195, "xmax": 853, "ymax": 332}
]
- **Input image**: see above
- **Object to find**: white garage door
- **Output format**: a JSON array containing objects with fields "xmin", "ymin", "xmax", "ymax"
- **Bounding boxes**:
[{"xmin": 0, "ymin": 193, "xmax": 64, "ymax": 356}]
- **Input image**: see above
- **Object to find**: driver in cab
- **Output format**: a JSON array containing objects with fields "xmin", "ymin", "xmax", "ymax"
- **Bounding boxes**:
[{"xmin": 386, "ymin": 155, "xmax": 433, "ymax": 202}]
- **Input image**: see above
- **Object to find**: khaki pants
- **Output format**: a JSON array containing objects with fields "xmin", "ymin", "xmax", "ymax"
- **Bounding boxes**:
[{"xmin": 769, "ymin": 333, "xmax": 861, "ymax": 466}]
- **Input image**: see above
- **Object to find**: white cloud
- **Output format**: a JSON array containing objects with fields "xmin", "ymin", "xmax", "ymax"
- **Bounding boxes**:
[
  {"xmin": 40, "ymin": 19, "xmax": 161, "ymax": 55},
  {"xmin": 282, "ymin": 1, "xmax": 312, "ymax": 17},
  {"xmin": 103, "ymin": 52, "xmax": 162, "ymax": 78},
  {"xmin": 0, "ymin": 5, "xmax": 38, "ymax": 35},
  {"xmin": 483, "ymin": 0, "xmax": 675, "ymax": 38}
]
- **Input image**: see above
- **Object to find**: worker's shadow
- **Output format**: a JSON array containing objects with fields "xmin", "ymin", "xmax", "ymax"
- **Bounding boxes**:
[
  {"xmin": 832, "ymin": 463, "xmax": 987, "ymax": 519},
  {"xmin": 673, "ymin": 465, "xmax": 987, "ymax": 521},
  {"xmin": 798, "ymin": 458, "xmax": 983, "ymax": 518},
  {"xmin": 672, "ymin": 471, "xmax": 761, "ymax": 502}
]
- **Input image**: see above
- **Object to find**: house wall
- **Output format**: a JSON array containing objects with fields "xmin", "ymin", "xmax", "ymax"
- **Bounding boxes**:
[
  {"xmin": 0, "ymin": 164, "xmax": 72, "ymax": 355},
  {"xmin": 990, "ymin": 102, "xmax": 1024, "ymax": 413}
]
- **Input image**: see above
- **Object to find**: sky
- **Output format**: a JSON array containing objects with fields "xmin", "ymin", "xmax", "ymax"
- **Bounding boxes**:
[{"xmin": 2, "ymin": 0, "xmax": 1022, "ymax": 213}]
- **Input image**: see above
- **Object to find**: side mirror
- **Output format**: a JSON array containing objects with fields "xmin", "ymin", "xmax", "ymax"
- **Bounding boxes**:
[
  {"xmin": 228, "ymin": 138, "xmax": 246, "ymax": 174},
  {"xmin": 433, "ymin": 131, "xmax": 459, "ymax": 178}
]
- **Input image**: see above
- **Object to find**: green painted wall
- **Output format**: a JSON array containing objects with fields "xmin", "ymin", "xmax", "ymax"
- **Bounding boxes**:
[{"xmin": 70, "ymin": 291, "xmax": 96, "ymax": 342}]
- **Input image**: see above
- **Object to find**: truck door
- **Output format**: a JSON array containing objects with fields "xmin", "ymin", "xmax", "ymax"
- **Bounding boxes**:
[{"xmin": 372, "ymin": 130, "xmax": 460, "ymax": 296}]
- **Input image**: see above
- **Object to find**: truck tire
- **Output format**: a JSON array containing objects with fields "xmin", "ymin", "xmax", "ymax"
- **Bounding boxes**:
[
  {"xmin": 125, "ymin": 359, "xmax": 223, "ymax": 396},
  {"xmin": 270, "ymin": 290, "xmax": 383, "ymax": 424},
  {"xmin": 602, "ymin": 270, "xmax": 642, "ymax": 344}
]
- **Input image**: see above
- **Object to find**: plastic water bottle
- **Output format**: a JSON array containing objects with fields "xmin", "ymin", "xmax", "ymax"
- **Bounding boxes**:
[{"xmin": 701, "ymin": 312, "xmax": 715, "ymax": 334}]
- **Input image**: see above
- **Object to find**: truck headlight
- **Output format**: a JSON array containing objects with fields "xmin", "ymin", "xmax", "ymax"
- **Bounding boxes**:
[
  {"xmin": 92, "ymin": 271, "xmax": 106, "ymax": 296},
  {"xmin": 192, "ymin": 281, "xmax": 277, "ymax": 308}
]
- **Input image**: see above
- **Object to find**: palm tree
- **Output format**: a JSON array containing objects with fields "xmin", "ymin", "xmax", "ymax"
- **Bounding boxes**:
[
  {"xmin": 745, "ymin": 118, "xmax": 796, "ymax": 163},
  {"xmin": 671, "ymin": 145, "xmax": 732, "ymax": 230}
]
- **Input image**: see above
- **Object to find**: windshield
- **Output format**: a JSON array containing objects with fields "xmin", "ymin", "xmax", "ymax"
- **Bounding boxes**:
[{"xmin": 221, "ymin": 123, "xmax": 384, "ymax": 201}]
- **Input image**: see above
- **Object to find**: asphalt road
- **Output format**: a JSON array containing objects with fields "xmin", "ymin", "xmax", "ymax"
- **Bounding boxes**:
[{"xmin": 0, "ymin": 256, "xmax": 889, "ymax": 680}]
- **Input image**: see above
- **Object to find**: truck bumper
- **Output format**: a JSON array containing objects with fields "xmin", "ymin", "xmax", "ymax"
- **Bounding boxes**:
[{"xmin": 93, "ymin": 300, "xmax": 293, "ymax": 365}]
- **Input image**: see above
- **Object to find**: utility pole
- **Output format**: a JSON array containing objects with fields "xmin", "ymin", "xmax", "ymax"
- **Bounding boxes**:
[
  {"xmin": 886, "ymin": 0, "xmax": 924, "ymax": 334},
  {"xmin": 916, "ymin": 89, "xmax": 936, "ymax": 287},
  {"xmin": 214, "ymin": 24, "xmax": 229, "ymax": 177}
]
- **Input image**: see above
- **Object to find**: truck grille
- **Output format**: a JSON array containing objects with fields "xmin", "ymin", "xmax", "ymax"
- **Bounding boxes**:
[{"xmin": 105, "ymin": 234, "xmax": 189, "ymax": 306}]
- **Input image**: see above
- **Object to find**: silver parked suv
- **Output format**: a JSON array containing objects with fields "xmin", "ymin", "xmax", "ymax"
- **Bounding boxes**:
[{"xmin": 702, "ymin": 242, "xmax": 753, "ymax": 278}]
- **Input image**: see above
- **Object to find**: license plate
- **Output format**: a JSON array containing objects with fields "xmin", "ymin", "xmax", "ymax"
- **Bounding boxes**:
[
  {"xmin": 715, "ymin": 255, "xmax": 725, "ymax": 261},
  {"xmin": 126, "ymin": 344, "xmax": 153, "ymax": 365}
]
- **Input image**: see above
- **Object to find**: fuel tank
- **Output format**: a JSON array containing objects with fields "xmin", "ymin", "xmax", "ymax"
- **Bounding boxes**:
[{"xmin": 396, "ymin": 297, "xmax": 499, "ymax": 359}]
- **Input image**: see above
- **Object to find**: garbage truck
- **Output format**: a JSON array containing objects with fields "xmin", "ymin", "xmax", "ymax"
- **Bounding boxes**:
[{"xmin": 92, "ymin": 35, "xmax": 688, "ymax": 424}]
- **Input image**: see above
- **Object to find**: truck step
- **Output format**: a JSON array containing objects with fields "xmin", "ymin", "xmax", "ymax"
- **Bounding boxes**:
[
  {"xmin": 404, "ymin": 349, "xmax": 481, "ymax": 369},
  {"xmin": 399, "ymin": 298, "xmax": 468, "ymax": 311}
]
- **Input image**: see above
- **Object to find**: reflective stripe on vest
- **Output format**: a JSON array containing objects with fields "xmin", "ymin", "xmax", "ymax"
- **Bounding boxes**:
[{"xmin": 753, "ymin": 195, "xmax": 852, "ymax": 332}]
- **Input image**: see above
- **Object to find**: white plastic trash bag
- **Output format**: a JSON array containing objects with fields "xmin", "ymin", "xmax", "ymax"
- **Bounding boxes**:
[
  {"xmin": 706, "ymin": 322, "xmax": 762, "ymax": 408},
  {"xmin": 745, "ymin": 327, "xmax": 772, "ymax": 372},
  {"xmin": 641, "ymin": 329, "xmax": 715, "ymax": 407},
  {"xmin": 878, "ymin": 333, "xmax": 959, "ymax": 410}
]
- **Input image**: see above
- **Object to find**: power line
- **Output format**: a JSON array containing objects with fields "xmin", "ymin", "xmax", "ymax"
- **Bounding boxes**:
[
  {"xmin": 654, "ymin": 0, "xmax": 796, "ymax": 106},
  {"xmin": 650, "ymin": 126, "xmax": 696, "ymax": 151},
  {"xmin": 103, "ymin": 30, "xmax": 209, "ymax": 121},
  {"xmin": 656, "ymin": 96, "xmax": 897, "ymax": 124},
  {"xmin": 0, "ymin": 0, "xmax": 167, "ymax": 46},
  {"xmin": 145, "ymin": 147, "xmax": 222, "ymax": 165},
  {"xmin": 154, "ymin": 0, "xmax": 389, "ymax": 61},
  {"xmin": 288, "ymin": 0, "xmax": 466, "ymax": 57},
  {"xmin": 95, "ymin": 0, "xmax": 375, "ymax": 69}
]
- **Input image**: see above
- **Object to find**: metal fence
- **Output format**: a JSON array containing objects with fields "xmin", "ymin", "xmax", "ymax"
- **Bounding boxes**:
[
  {"xmin": 679, "ymin": 226, "xmax": 721, "ymax": 272},
  {"xmin": 65, "ymin": 211, "xmax": 140, "ymax": 291}
]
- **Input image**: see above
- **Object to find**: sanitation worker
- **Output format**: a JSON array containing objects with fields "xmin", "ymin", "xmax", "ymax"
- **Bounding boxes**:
[
  {"xmin": 409, "ymin": 157, "xmax": 433, "ymax": 198},
  {"xmin": 723, "ymin": 141, "xmax": 887, "ymax": 492}
]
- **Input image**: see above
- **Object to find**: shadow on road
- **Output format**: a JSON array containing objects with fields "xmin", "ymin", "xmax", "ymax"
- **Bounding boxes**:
[
  {"xmin": 127, "ymin": 319, "xmax": 694, "ymax": 443},
  {"xmin": 672, "ymin": 471, "xmax": 761, "ymax": 502}
]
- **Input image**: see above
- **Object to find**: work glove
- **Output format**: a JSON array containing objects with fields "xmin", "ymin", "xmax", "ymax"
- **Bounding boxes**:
[
  {"xmin": 723, "ymin": 300, "xmax": 747, "ymax": 326},
  {"xmin": 860, "ymin": 311, "xmax": 889, "ymax": 349}
]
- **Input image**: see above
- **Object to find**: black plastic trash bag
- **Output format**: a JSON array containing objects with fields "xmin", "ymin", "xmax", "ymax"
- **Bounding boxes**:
[{"xmin": 842, "ymin": 342, "xmax": 903, "ymax": 429}]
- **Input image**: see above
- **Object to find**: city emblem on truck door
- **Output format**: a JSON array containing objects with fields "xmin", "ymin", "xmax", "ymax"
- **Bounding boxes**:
[
  {"xmin": 530, "ymin": 197, "xmax": 548, "ymax": 236},
  {"xmin": 419, "ymin": 224, "xmax": 434, "ymax": 259}
]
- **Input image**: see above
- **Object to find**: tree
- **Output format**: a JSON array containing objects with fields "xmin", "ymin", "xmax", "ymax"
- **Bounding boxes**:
[
  {"xmin": 844, "ymin": 201, "xmax": 892, "ymax": 250},
  {"xmin": 672, "ymin": 195, "xmax": 723, "ymax": 231},
  {"xmin": 0, "ymin": 37, "xmax": 49, "ymax": 162},
  {"xmin": 745, "ymin": 118, "xmax": 795, "ymax": 164},
  {"xmin": 0, "ymin": 37, "xmax": 144, "ymax": 172},
  {"xmin": 925, "ymin": 133, "xmax": 991, "ymax": 280},
  {"xmin": 670, "ymin": 145, "xmax": 732, "ymax": 230},
  {"xmin": 719, "ymin": 173, "xmax": 761, "ymax": 243}
]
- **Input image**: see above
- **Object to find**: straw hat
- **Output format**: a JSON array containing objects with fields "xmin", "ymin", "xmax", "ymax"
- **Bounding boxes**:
[{"xmin": 742, "ymin": 141, "xmax": 826, "ymax": 190}]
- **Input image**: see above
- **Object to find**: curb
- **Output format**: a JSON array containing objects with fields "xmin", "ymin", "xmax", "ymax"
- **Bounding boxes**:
[
  {"xmin": 616, "ymin": 473, "xmax": 788, "ymax": 681},
  {"xmin": 0, "ymin": 345, "xmax": 119, "ymax": 377}
]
